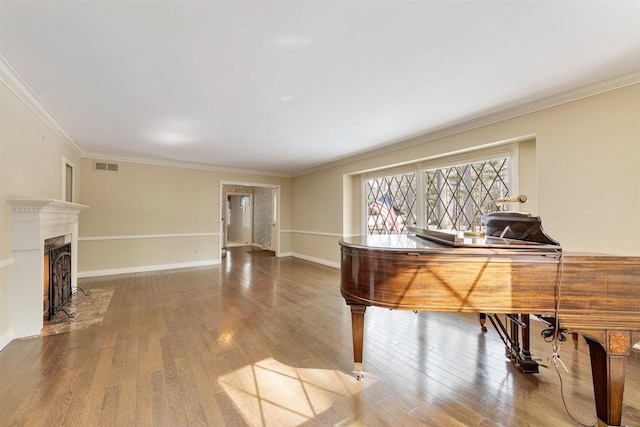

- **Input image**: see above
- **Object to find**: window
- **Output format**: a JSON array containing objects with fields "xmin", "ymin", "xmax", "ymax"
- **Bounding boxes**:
[
  {"xmin": 364, "ymin": 146, "xmax": 515, "ymax": 234},
  {"xmin": 425, "ymin": 157, "xmax": 510, "ymax": 230},
  {"xmin": 365, "ymin": 172, "xmax": 417, "ymax": 234}
]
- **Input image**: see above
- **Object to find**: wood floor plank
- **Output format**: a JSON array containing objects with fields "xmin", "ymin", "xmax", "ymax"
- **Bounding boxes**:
[
  {"xmin": 158, "ymin": 335, "xmax": 191, "ymax": 425},
  {"xmin": 135, "ymin": 354, "xmax": 154, "ymax": 427},
  {"xmin": 0, "ymin": 337, "xmax": 40, "ymax": 385},
  {"xmin": 73, "ymin": 333, "xmax": 117, "ymax": 426}
]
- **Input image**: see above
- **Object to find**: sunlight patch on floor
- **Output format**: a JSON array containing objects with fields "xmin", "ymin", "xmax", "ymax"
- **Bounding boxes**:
[{"xmin": 218, "ymin": 357, "xmax": 373, "ymax": 426}]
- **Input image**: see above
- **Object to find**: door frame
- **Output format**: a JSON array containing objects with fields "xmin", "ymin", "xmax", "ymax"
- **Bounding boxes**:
[{"xmin": 220, "ymin": 181, "xmax": 281, "ymax": 262}]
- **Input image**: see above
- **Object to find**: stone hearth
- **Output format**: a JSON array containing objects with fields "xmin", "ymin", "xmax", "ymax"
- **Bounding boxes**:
[{"xmin": 42, "ymin": 288, "xmax": 113, "ymax": 336}]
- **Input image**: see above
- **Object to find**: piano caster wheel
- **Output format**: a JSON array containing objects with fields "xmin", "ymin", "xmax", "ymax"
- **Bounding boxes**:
[
  {"xmin": 479, "ymin": 313, "xmax": 488, "ymax": 333},
  {"xmin": 354, "ymin": 363, "xmax": 364, "ymax": 380}
]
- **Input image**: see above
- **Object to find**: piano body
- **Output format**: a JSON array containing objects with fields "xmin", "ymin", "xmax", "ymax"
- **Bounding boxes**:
[{"xmin": 339, "ymin": 213, "xmax": 640, "ymax": 426}]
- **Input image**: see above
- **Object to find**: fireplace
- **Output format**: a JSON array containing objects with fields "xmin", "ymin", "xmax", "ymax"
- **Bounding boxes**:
[{"xmin": 7, "ymin": 198, "xmax": 88, "ymax": 338}]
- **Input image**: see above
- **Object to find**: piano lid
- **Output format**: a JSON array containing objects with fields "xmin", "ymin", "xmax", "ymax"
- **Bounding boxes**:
[{"xmin": 483, "ymin": 212, "xmax": 560, "ymax": 246}]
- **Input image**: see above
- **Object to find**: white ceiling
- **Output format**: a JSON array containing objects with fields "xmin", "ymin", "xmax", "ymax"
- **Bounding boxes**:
[{"xmin": 1, "ymin": 1, "xmax": 639, "ymax": 176}]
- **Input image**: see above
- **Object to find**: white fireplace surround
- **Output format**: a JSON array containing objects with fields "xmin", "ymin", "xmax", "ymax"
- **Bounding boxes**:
[{"xmin": 7, "ymin": 198, "xmax": 88, "ymax": 339}]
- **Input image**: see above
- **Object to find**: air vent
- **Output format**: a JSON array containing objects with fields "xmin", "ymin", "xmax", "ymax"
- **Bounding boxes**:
[{"xmin": 94, "ymin": 161, "xmax": 119, "ymax": 172}]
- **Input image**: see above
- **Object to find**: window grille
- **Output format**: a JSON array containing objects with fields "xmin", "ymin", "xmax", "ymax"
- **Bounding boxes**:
[
  {"xmin": 366, "ymin": 172, "xmax": 417, "ymax": 234},
  {"xmin": 425, "ymin": 157, "xmax": 510, "ymax": 231}
]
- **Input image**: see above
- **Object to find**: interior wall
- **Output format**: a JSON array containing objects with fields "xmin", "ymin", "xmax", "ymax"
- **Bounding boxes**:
[
  {"xmin": 342, "ymin": 174, "xmax": 360, "ymax": 237},
  {"xmin": 518, "ymin": 139, "xmax": 537, "ymax": 215},
  {"xmin": 292, "ymin": 83, "xmax": 640, "ymax": 265},
  {"xmin": 78, "ymin": 158, "xmax": 216, "ymax": 275},
  {"xmin": 291, "ymin": 170, "xmax": 345, "ymax": 266},
  {"xmin": 78, "ymin": 160, "xmax": 292, "ymax": 276},
  {"xmin": 0, "ymin": 80, "xmax": 82, "ymax": 348}
]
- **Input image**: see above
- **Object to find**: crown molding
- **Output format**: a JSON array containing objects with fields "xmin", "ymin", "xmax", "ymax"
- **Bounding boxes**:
[
  {"xmin": 82, "ymin": 151, "xmax": 292, "ymax": 178},
  {"xmin": 0, "ymin": 55, "xmax": 84, "ymax": 156},
  {"xmin": 293, "ymin": 70, "xmax": 640, "ymax": 177}
]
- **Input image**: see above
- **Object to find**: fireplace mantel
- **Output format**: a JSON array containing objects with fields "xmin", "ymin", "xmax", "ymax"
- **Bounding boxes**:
[
  {"xmin": 8, "ymin": 197, "xmax": 87, "ymax": 213},
  {"xmin": 7, "ymin": 198, "xmax": 88, "ymax": 338}
]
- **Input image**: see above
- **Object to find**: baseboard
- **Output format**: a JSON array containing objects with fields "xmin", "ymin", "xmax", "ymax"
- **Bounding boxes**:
[
  {"xmin": 77, "ymin": 253, "xmax": 337, "ymax": 278},
  {"xmin": 0, "ymin": 329, "xmax": 13, "ymax": 352},
  {"xmin": 78, "ymin": 259, "xmax": 220, "ymax": 278},
  {"xmin": 290, "ymin": 252, "xmax": 340, "ymax": 269}
]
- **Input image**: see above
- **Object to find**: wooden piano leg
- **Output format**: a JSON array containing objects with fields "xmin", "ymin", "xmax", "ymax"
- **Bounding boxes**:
[
  {"xmin": 510, "ymin": 314, "xmax": 520, "ymax": 363},
  {"xmin": 517, "ymin": 314, "xmax": 539, "ymax": 374},
  {"xmin": 349, "ymin": 304, "xmax": 367, "ymax": 380},
  {"xmin": 584, "ymin": 332, "xmax": 631, "ymax": 426}
]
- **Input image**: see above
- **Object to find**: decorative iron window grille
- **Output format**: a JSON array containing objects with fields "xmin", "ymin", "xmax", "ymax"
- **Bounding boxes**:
[
  {"xmin": 425, "ymin": 157, "xmax": 510, "ymax": 231},
  {"xmin": 366, "ymin": 172, "xmax": 417, "ymax": 234}
]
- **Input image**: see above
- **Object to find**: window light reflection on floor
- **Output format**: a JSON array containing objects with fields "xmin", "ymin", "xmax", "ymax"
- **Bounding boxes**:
[{"xmin": 218, "ymin": 357, "xmax": 373, "ymax": 426}]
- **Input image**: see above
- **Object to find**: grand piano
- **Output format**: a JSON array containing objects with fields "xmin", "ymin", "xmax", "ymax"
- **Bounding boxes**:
[{"xmin": 340, "ymin": 212, "xmax": 640, "ymax": 426}]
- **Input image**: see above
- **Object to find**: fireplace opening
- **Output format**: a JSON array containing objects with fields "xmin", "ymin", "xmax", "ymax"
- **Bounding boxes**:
[
  {"xmin": 47, "ymin": 242, "xmax": 73, "ymax": 319},
  {"xmin": 44, "ymin": 236, "xmax": 66, "ymax": 319}
]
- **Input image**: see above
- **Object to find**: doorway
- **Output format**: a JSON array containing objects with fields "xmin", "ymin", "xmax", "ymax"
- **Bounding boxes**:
[{"xmin": 220, "ymin": 182, "xmax": 281, "ymax": 260}]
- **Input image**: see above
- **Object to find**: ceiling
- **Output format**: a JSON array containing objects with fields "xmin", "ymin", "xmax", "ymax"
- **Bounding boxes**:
[{"xmin": 1, "ymin": 1, "xmax": 639, "ymax": 176}]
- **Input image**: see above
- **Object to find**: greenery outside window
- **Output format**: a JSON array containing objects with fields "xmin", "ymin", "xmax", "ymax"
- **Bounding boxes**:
[{"xmin": 425, "ymin": 157, "xmax": 510, "ymax": 231}]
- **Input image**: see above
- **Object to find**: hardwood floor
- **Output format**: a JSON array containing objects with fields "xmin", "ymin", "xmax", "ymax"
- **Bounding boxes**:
[{"xmin": 1, "ymin": 245, "xmax": 639, "ymax": 426}]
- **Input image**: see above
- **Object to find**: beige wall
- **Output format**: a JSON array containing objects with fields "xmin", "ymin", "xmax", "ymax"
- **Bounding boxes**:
[
  {"xmin": 518, "ymin": 139, "xmax": 537, "ymax": 215},
  {"xmin": 292, "ymin": 84, "xmax": 640, "ymax": 264},
  {"xmin": 290, "ymin": 170, "xmax": 345, "ymax": 266},
  {"xmin": 78, "ymin": 159, "xmax": 292, "ymax": 275},
  {"xmin": 0, "ymin": 80, "xmax": 82, "ymax": 346}
]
